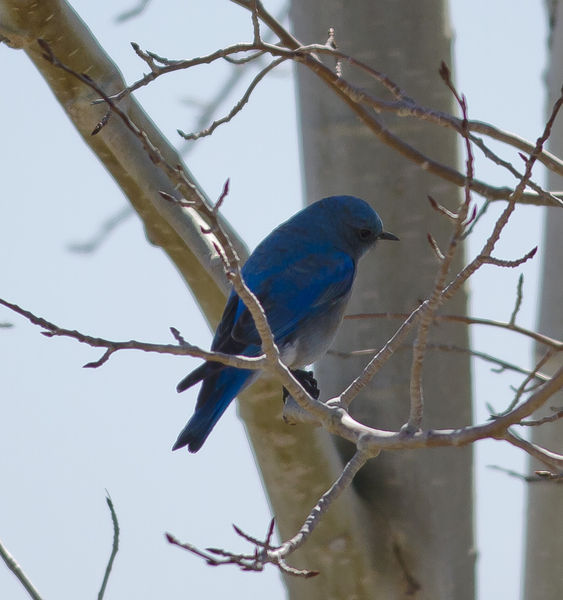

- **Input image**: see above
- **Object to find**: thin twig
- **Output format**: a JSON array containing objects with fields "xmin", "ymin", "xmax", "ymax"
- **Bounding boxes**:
[
  {"xmin": 0, "ymin": 539, "xmax": 43, "ymax": 600},
  {"xmin": 503, "ymin": 429, "xmax": 563, "ymax": 472},
  {"xmin": 178, "ymin": 57, "xmax": 286, "ymax": 141},
  {"xmin": 520, "ymin": 407, "xmax": 563, "ymax": 426},
  {"xmin": 344, "ymin": 312, "xmax": 563, "ymax": 350},
  {"xmin": 462, "ymin": 199, "xmax": 490, "ymax": 239},
  {"xmin": 271, "ymin": 450, "xmax": 370, "ymax": 560},
  {"xmin": 98, "ymin": 494, "xmax": 120, "ymax": 600},
  {"xmin": 0, "ymin": 296, "xmax": 267, "ymax": 371},
  {"xmin": 330, "ymin": 343, "xmax": 550, "ymax": 382},
  {"xmin": 437, "ymin": 86, "xmax": 563, "ymax": 310},
  {"xmin": 406, "ymin": 62, "xmax": 473, "ymax": 432},
  {"xmin": 480, "ymin": 247, "xmax": 537, "ymax": 268},
  {"xmin": 488, "ymin": 465, "xmax": 563, "ymax": 483},
  {"xmin": 499, "ymin": 348, "xmax": 558, "ymax": 414},
  {"xmin": 509, "ymin": 274, "xmax": 524, "ymax": 325}
]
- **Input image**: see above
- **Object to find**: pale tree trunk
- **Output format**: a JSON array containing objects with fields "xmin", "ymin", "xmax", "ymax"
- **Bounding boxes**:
[
  {"xmin": 290, "ymin": 1, "xmax": 475, "ymax": 598},
  {"xmin": 524, "ymin": 3, "xmax": 563, "ymax": 598}
]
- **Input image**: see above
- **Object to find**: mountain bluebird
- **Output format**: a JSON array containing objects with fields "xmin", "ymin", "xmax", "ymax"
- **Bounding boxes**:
[{"xmin": 173, "ymin": 195, "xmax": 398, "ymax": 452}]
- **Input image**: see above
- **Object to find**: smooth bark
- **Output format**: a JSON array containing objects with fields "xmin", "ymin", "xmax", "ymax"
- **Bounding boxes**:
[
  {"xmin": 290, "ymin": 1, "xmax": 475, "ymax": 598},
  {"xmin": 524, "ymin": 3, "xmax": 563, "ymax": 598}
]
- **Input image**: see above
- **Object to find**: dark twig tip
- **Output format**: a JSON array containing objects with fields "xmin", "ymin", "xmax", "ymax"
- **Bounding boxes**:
[
  {"xmin": 83, "ymin": 348, "xmax": 114, "ymax": 368},
  {"xmin": 439, "ymin": 61, "xmax": 451, "ymax": 83},
  {"xmin": 465, "ymin": 204, "xmax": 477, "ymax": 226},
  {"xmin": 170, "ymin": 326, "xmax": 187, "ymax": 346}
]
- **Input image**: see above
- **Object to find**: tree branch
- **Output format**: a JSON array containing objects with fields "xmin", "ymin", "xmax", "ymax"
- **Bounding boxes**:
[
  {"xmin": 0, "ymin": 539, "xmax": 43, "ymax": 600},
  {"xmin": 98, "ymin": 494, "xmax": 120, "ymax": 600}
]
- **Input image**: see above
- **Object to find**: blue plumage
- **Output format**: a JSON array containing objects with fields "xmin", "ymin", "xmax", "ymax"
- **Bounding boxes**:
[{"xmin": 173, "ymin": 195, "xmax": 398, "ymax": 452}]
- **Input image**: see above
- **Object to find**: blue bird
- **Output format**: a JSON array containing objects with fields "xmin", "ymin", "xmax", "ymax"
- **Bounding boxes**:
[{"xmin": 173, "ymin": 195, "xmax": 398, "ymax": 452}]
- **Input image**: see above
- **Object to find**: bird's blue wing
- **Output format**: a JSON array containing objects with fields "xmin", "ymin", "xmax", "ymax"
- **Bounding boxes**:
[{"xmin": 232, "ymin": 248, "xmax": 355, "ymax": 346}]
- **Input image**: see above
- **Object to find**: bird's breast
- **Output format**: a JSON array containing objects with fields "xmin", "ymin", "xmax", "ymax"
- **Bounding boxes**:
[{"xmin": 279, "ymin": 300, "xmax": 348, "ymax": 368}]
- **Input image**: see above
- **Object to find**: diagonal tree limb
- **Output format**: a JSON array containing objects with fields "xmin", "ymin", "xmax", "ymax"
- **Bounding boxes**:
[{"xmin": 0, "ymin": 538, "xmax": 43, "ymax": 600}]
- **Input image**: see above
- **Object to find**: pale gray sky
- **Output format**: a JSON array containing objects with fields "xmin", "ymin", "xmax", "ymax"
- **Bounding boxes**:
[{"xmin": 1, "ymin": 1, "xmax": 547, "ymax": 598}]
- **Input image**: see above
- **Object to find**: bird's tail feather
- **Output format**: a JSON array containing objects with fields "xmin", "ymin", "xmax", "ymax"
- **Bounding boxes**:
[
  {"xmin": 177, "ymin": 362, "xmax": 222, "ymax": 393},
  {"xmin": 172, "ymin": 367, "xmax": 253, "ymax": 453}
]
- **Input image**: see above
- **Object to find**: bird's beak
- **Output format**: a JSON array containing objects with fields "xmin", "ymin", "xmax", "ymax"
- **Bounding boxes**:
[{"xmin": 379, "ymin": 231, "xmax": 400, "ymax": 241}]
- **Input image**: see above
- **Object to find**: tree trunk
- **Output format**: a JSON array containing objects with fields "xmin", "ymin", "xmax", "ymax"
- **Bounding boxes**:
[
  {"xmin": 524, "ymin": 3, "xmax": 563, "ymax": 598},
  {"xmin": 290, "ymin": 1, "xmax": 475, "ymax": 598}
]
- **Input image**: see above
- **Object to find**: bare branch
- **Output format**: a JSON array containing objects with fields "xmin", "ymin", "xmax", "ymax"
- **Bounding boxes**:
[
  {"xmin": 232, "ymin": 518, "xmax": 276, "ymax": 548},
  {"xmin": 98, "ymin": 494, "xmax": 120, "ymax": 600},
  {"xmin": 0, "ymin": 297, "xmax": 267, "ymax": 371},
  {"xmin": 330, "ymin": 343, "xmax": 550, "ymax": 382},
  {"xmin": 165, "ymin": 524, "xmax": 318, "ymax": 579},
  {"xmin": 173, "ymin": 449, "xmax": 370, "ymax": 577},
  {"xmin": 503, "ymin": 430, "xmax": 563, "ymax": 472},
  {"xmin": 165, "ymin": 533, "xmax": 263, "ymax": 570},
  {"xmin": 468, "ymin": 132, "xmax": 558, "ymax": 205},
  {"xmin": 250, "ymin": 0, "xmax": 261, "ymax": 44},
  {"xmin": 480, "ymin": 247, "xmax": 538, "ymax": 268},
  {"xmin": 427, "ymin": 233, "xmax": 445, "ymax": 261},
  {"xmin": 344, "ymin": 312, "xmax": 563, "ymax": 350},
  {"xmin": 488, "ymin": 465, "xmax": 563, "ymax": 483},
  {"xmin": 89, "ymin": 2, "xmax": 563, "ymax": 206},
  {"xmin": 462, "ymin": 199, "xmax": 490, "ymax": 239},
  {"xmin": 438, "ymin": 87, "xmax": 563, "ymax": 306},
  {"xmin": 509, "ymin": 273, "xmax": 524, "ymax": 325},
  {"xmin": 339, "ymin": 303, "xmax": 425, "ymax": 409},
  {"xmin": 0, "ymin": 539, "xmax": 43, "ymax": 600},
  {"xmin": 177, "ymin": 57, "xmax": 286, "ymax": 141},
  {"xmin": 427, "ymin": 195, "xmax": 457, "ymax": 220},
  {"xmin": 407, "ymin": 67, "xmax": 474, "ymax": 432},
  {"xmin": 232, "ymin": 0, "xmax": 563, "ymax": 205},
  {"xmin": 519, "ymin": 407, "xmax": 563, "ymax": 427},
  {"xmin": 272, "ymin": 450, "xmax": 371, "ymax": 562},
  {"xmin": 499, "ymin": 348, "xmax": 558, "ymax": 414}
]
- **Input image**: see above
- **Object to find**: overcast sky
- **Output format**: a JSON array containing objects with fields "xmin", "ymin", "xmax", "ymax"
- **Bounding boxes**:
[{"xmin": 1, "ymin": 1, "xmax": 548, "ymax": 599}]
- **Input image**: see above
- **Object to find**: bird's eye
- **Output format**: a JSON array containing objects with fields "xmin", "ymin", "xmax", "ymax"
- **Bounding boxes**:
[{"xmin": 358, "ymin": 228, "xmax": 373, "ymax": 241}]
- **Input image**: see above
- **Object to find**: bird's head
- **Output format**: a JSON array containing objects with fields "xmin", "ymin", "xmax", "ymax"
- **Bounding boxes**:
[{"xmin": 313, "ymin": 195, "xmax": 399, "ymax": 259}]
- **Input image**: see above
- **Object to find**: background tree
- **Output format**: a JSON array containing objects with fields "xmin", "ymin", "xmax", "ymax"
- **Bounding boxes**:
[
  {"xmin": 290, "ymin": 1, "xmax": 473, "ymax": 597},
  {"xmin": 524, "ymin": 2, "xmax": 563, "ymax": 599},
  {"xmin": 0, "ymin": 1, "xmax": 556, "ymax": 600}
]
